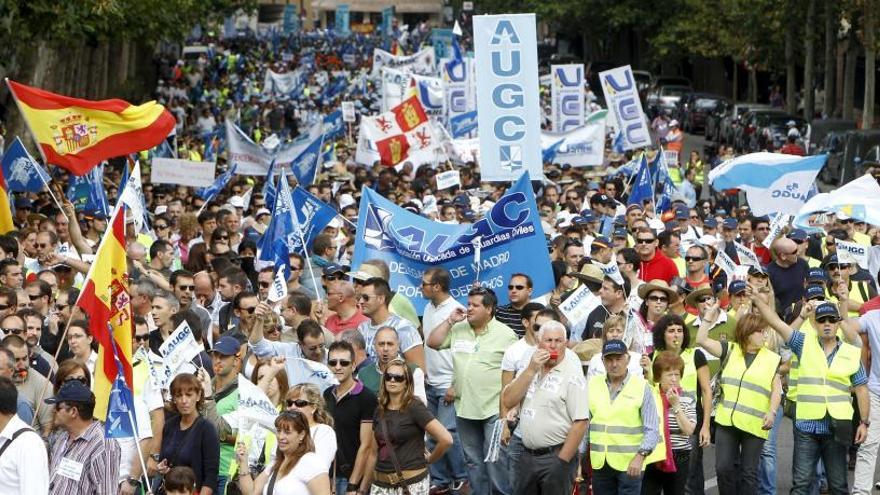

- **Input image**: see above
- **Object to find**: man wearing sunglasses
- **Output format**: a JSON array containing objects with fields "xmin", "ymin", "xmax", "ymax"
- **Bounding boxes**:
[
  {"xmin": 359, "ymin": 326, "xmax": 426, "ymax": 403},
  {"xmin": 170, "ymin": 270, "xmax": 211, "ymax": 339},
  {"xmin": 495, "ymin": 274, "xmax": 534, "ymax": 338},
  {"xmin": 356, "ymin": 278, "xmax": 424, "ymax": 372},
  {"xmin": 823, "ymin": 254, "xmax": 877, "ymax": 318},
  {"xmin": 767, "ymin": 237, "xmax": 810, "ymax": 313}
]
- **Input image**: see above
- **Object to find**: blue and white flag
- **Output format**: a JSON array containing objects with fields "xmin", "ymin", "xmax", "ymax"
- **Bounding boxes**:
[
  {"xmin": 67, "ymin": 164, "xmax": 109, "ymax": 216},
  {"xmin": 794, "ymin": 174, "xmax": 880, "ymax": 230},
  {"xmin": 118, "ymin": 160, "xmax": 150, "ymax": 233},
  {"xmin": 263, "ymin": 160, "xmax": 278, "ymax": 211},
  {"xmin": 449, "ymin": 111, "xmax": 478, "ymax": 138},
  {"xmin": 474, "ymin": 14, "xmax": 543, "ymax": 181},
  {"xmin": 599, "ymin": 65, "xmax": 651, "ymax": 151},
  {"xmin": 105, "ymin": 340, "xmax": 136, "ymax": 439},
  {"xmin": 1, "ymin": 137, "xmax": 51, "ymax": 192},
  {"xmin": 352, "ymin": 172, "xmax": 553, "ymax": 314},
  {"xmin": 709, "ymin": 152, "xmax": 827, "ymax": 216},
  {"xmin": 410, "ymin": 75, "xmax": 446, "ymax": 119},
  {"xmin": 291, "ymin": 186, "xmax": 337, "ymax": 253},
  {"xmin": 285, "ymin": 358, "xmax": 338, "ymax": 392},
  {"xmin": 263, "ymin": 69, "xmax": 303, "ymax": 98},
  {"xmin": 196, "ymin": 165, "xmax": 237, "ymax": 201},
  {"xmin": 289, "ymin": 132, "xmax": 324, "ymax": 186},
  {"xmin": 335, "ymin": 4, "xmax": 350, "ymax": 35},
  {"xmin": 628, "ymin": 155, "xmax": 653, "ymax": 206},
  {"xmin": 225, "ymin": 119, "xmax": 321, "ymax": 176},
  {"xmin": 540, "ymin": 122, "xmax": 605, "ymax": 167},
  {"xmin": 323, "ymin": 110, "xmax": 344, "ymax": 139}
]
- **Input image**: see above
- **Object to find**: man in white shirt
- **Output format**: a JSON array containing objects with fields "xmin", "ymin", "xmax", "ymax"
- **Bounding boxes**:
[
  {"xmin": 0, "ymin": 376, "xmax": 48, "ymax": 494},
  {"xmin": 421, "ymin": 267, "xmax": 469, "ymax": 494}
]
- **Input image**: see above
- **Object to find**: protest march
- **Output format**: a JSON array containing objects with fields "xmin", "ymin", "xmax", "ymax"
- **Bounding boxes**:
[{"xmin": 2, "ymin": 3, "xmax": 880, "ymax": 495}]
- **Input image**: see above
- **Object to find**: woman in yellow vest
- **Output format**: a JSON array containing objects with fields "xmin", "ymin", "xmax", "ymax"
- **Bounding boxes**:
[
  {"xmin": 650, "ymin": 315, "xmax": 713, "ymax": 448},
  {"xmin": 642, "ymin": 351, "xmax": 698, "ymax": 494},
  {"xmin": 695, "ymin": 305, "xmax": 782, "ymax": 495}
]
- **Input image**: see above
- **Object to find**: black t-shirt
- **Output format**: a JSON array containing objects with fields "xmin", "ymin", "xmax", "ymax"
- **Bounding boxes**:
[
  {"xmin": 582, "ymin": 306, "xmax": 623, "ymax": 341},
  {"xmin": 767, "ymin": 259, "xmax": 809, "ymax": 314},
  {"xmin": 323, "ymin": 383, "xmax": 378, "ymax": 478},
  {"xmin": 373, "ymin": 400, "xmax": 434, "ymax": 474}
]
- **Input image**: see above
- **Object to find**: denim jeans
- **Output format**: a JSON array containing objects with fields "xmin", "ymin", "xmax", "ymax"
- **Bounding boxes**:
[
  {"xmin": 456, "ymin": 415, "xmax": 511, "ymax": 495},
  {"xmin": 591, "ymin": 464, "xmax": 642, "ymax": 495},
  {"xmin": 791, "ymin": 428, "xmax": 849, "ymax": 495},
  {"xmin": 426, "ymin": 385, "xmax": 468, "ymax": 488},
  {"xmin": 506, "ymin": 435, "xmax": 525, "ymax": 495},
  {"xmin": 757, "ymin": 407, "xmax": 782, "ymax": 494},
  {"xmin": 853, "ymin": 390, "xmax": 880, "ymax": 494},
  {"xmin": 216, "ymin": 475, "xmax": 227, "ymax": 495},
  {"xmin": 336, "ymin": 476, "xmax": 350, "ymax": 495},
  {"xmin": 714, "ymin": 424, "xmax": 765, "ymax": 495}
]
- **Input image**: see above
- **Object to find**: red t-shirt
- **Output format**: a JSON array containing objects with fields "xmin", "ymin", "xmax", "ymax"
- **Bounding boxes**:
[
  {"xmin": 325, "ymin": 310, "xmax": 370, "ymax": 335},
  {"xmin": 860, "ymin": 296, "xmax": 880, "ymax": 315},
  {"xmin": 639, "ymin": 250, "xmax": 679, "ymax": 284}
]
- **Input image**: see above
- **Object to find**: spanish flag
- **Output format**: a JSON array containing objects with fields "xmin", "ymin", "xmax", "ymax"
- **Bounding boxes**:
[
  {"xmin": 6, "ymin": 79, "xmax": 175, "ymax": 176},
  {"xmin": 0, "ymin": 172, "xmax": 14, "ymax": 234},
  {"xmin": 75, "ymin": 206, "xmax": 132, "ymax": 420}
]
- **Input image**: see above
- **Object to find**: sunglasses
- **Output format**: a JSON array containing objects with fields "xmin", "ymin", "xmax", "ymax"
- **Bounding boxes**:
[
  {"xmin": 176, "ymin": 285, "xmax": 195, "ymax": 291},
  {"xmin": 290, "ymin": 265, "xmax": 302, "ymax": 271},
  {"xmin": 383, "ymin": 372, "xmax": 407, "ymax": 383},
  {"xmin": 328, "ymin": 359, "xmax": 352, "ymax": 367},
  {"xmin": 155, "ymin": 224, "xmax": 169, "ymax": 230},
  {"xmin": 827, "ymin": 264, "xmax": 850, "ymax": 271},
  {"xmin": 0, "ymin": 304, "xmax": 9, "ymax": 311},
  {"xmin": 135, "ymin": 334, "xmax": 150, "ymax": 342},
  {"xmin": 258, "ymin": 281, "xmax": 271, "ymax": 288},
  {"xmin": 684, "ymin": 256, "xmax": 705, "ymax": 262},
  {"xmin": 2, "ymin": 328, "xmax": 22, "ymax": 335},
  {"xmin": 216, "ymin": 235, "xmax": 229, "ymax": 241},
  {"xmin": 697, "ymin": 296, "xmax": 714, "ymax": 304},
  {"xmin": 508, "ymin": 284, "xmax": 526, "ymax": 291},
  {"xmin": 286, "ymin": 399, "xmax": 311, "ymax": 408},
  {"xmin": 27, "ymin": 294, "xmax": 41, "ymax": 301},
  {"xmin": 816, "ymin": 316, "xmax": 838, "ymax": 324},
  {"xmin": 238, "ymin": 306, "xmax": 256, "ymax": 314},
  {"xmin": 323, "ymin": 273, "xmax": 345, "ymax": 280},
  {"xmin": 636, "ymin": 238, "xmax": 656, "ymax": 244},
  {"xmin": 647, "ymin": 295, "xmax": 668, "ymax": 303}
]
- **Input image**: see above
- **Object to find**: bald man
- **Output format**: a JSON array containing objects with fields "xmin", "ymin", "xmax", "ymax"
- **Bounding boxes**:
[
  {"xmin": 767, "ymin": 237, "xmax": 810, "ymax": 311},
  {"xmin": 325, "ymin": 281, "xmax": 368, "ymax": 335}
]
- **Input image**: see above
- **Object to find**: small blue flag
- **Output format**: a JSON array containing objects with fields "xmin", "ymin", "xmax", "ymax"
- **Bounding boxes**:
[
  {"xmin": 628, "ymin": 155, "xmax": 653, "ymax": 206},
  {"xmin": 263, "ymin": 160, "xmax": 278, "ymax": 211},
  {"xmin": 66, "ymin": 164, "xmax": 110, "ymax": 216},
  {"xmin": 197, "ymin": 165, "xmax": 237, "ymax": 201},
  {"xmin": 1, "ymin": 137, "xmax": 51, "ymax": 193}
]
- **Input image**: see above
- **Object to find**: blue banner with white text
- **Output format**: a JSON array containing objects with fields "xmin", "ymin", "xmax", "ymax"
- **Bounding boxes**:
[{"xmin": 352, "ymin": 172, "xmax": 553, "ymax": 314}]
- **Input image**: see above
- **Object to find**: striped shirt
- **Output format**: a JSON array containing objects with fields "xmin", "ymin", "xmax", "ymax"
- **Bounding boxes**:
[
  {"xmin": 666, "ymin": 396, "xmax": 697, "ymax": 450},
  {"xmin": 788, "ymin": 331, "xmax": 868, "ymax": 435},
  {"xmin": 48, "ymin": 421, "xmax": 120, "ymax": 495},
  {"xmin": 494, "ymin": 304, "xmax": 526, "ymax": 337}
]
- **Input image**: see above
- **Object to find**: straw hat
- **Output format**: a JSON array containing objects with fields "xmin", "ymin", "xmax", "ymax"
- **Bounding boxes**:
[
  {"xmin": 684, "ymin": 283, "xmax": 715, "ymax": 308},
  {"xmin": 637, "ymin": 279, "xmax": 680, "ymax": 305}
]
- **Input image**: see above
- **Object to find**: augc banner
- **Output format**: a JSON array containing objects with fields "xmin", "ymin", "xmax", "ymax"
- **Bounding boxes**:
[
  {"xmin": 599, "ymin": 65, "xmax": 651, "ymax": 151},
  {"xmin": 473, "ymin": 14, "xmax": 542, "ymax": 181},
  {"xmin": 352, "ymin": 172, "xmax": 553, "ymax": 314},
  {"xmin": 551, "ymin": 64, "xmax": 584, "ymax": 132}
]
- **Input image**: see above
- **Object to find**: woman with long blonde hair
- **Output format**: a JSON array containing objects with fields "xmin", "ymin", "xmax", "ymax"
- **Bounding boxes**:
[
  {"xmin": 285, "ymin": 383, "xmax": 337, "ymax": 470},
  {"xmin": 235, "ymin": 410, "xmax": 332, "ymax": 494},
  {"xmin": 364, "ymin": 358, "xmax": 452, "ymax": 495}
]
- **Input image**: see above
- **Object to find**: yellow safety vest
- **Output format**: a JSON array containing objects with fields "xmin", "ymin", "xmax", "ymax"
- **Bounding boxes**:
[
  {"xmin": 796, "ymin": 336, "xmax": 860, "ymax": 420},
  {"xmin": 715, "ymin": 344, "xmax": 780, "ymax": 439},
  {"xmin": 688, "ymin": 160, "xmax": 705, "ymax": 185},
  {"xmin": 668, "ymin": 167, "xmax": 683, "ymax": 186},
  {"xmin": 830, "ymin": 281, "xmax": 870, "ymax": 317},
  {"xmin": 652, "ymin": 348, "xmax": 697, "ymax": 400},
  {"xmin": 588, "ymin": 374, "xmax": 665, "ymax": 471}
]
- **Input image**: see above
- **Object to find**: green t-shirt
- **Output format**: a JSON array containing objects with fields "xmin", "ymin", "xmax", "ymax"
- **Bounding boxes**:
[
  {"xmin": 216, "ymin": 385, "xmax": 239, "ymax": 477},
  {"xmin": 440, "ymin": 318, "xmax": 518, "ymax": 420},
  {"xmin": 390, "ymin": 293, "xmax": 421, "ymax": 328}
]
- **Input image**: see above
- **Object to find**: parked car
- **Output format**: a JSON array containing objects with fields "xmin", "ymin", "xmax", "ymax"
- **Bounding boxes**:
[
  {"xmin": 676, "ymin": 93, "xmax": 728, "ymax": 133},
  {"xmin": 647, "ymin": 85, "xmax": 693, "ymax": 119},
  {"xmin": 705, "ymin": 99, "xmax": 730, "ymax": 141},
  {"xmin": 808, "ymin": 119, "xmax": 856, "ymax": 154},
  {"xmin": 817, "ymin": 130, "xmax": 880, "ymax": 186},
  {"xmin": 632, "ymin": 70, "xmax": 653, "ymax": 103},
  {"xmin": 717, "ymin": 102, "xmax": 772, "ymax": 145},
  {"xmin": 751, "ymin": 113, "xmax": 808, "ymax": 152}
]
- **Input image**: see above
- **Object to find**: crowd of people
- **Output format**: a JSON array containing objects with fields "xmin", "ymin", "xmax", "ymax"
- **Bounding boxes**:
[{"xmin": 0, "ymin": 20, "xmax": 878, "ymax": 495}]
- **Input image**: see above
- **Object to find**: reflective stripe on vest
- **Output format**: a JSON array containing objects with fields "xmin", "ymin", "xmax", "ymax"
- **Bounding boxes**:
[
  {"xmin": 795, "ymin": 336, "xmax": 859, "ymax": 420},
  {"xmin": 714, "ymin": 344, "xmax": 780, "ymax": 439},
  {"xmin": 589, "ymin": 374, "xmax": 663, "ymax": 471}
]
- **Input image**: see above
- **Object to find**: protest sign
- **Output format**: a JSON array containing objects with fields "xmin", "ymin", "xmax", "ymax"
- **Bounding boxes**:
[
  {"xmin": 594, "ymin": 259, "xmax": 624, "ymax": 285},
  {"xmin": 541, "ymin": 122, "xmax": 605, "ymax": 167},
  {"xmin": 236, "ymin": 375, "xmax": 279, "ymax": 431},
  {"xmin": 836, "ymin": 239, "xmax": 870, "ymax": 269},
  {"xmin": 341, "ymin": 101, "xmax": 356, "ymax": 122},
  {"xmin": 763, "ymin": 213, "xmax": 793, "ymax": 248},
  {"xmin": 599, "ymin": 65, "xmax": 651, "ymax": 151},
  {"xmin": 151, "ymin": 158, "xmax": 216, "ymax": 188},
  {"xmin": 550, "ymin": 64, "xmax": 584, "ymax": 132},
  {"xmin": 372, "ymin": 48, "xmax": 436, "ymax": 77},
  {"xmin": 159, "ymin": 321, "xmax": 204, "ymax": 385},
  {"xmin": 714, "ymin": 250, "xmax": 739, "ymax": 280},
  {"xmin": 473, "ymin": 14, "xmax": 542, "ymax": 181},
  {"xmin": 435, "ymin": 170, "xmax": 461, "ymax": 190},
  {"xmin": 559, "ymin": 284, "xmax": 601, "ymax": 325},
  {"xmin": 352, "ymin": 172, "xmax": 552, "ymax": 314},
  {"xmin": 268, "ymin": 268, "xmax": 288, "ymax": 302},
  {"xmin": 734, "ymin": 241, "xmax": 762, "ymax": 268}
]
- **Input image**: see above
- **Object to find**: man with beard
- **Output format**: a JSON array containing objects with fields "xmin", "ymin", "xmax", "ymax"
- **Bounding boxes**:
[{"xmin": 18, "ymin": 309, "xmax": 55, "ymax": 377}]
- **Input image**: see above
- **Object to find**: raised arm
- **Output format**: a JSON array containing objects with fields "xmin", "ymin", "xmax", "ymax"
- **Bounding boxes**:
[
  {"xmin": 748, "ymin": 283, "xmax": 796, "ymax": 343},
  {"xmin": 694, "ymin": 301, "xmax": 724, "ymax": 358},
  {"xmin": 501, "ymin": 349, "xmax": 548, "ymax": 410},
  {"xmin": 426, "ymin": 307, "xmax": 465, "ymax": 349}
]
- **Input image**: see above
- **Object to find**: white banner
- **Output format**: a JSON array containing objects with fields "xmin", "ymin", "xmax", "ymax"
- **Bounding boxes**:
[
  {"xmin": 541, "ymin": 122, "xmax": 605, "ymax": 167},
  {"xmin": 381, "ymin": 67, "xmax": 410, "ymax": 113},
  {"xmin": 714, "ymin": 250, "xmax": 739, "ymax": 280},
  {"xmin": 444, "ymin": 137, "xmax": 481, "ymax": 164},
  {"xmin": 159, "ymin": 321, "xmax": 204, "ymax": 375},
  {"xmin": 341, "ymin": 101, "xmax": 356, "ymax": 123},
  {"xmin": 594, "ymin": 259, "xmax": 624, "ymax": 285},
  {"xmin": 599, "ymin": 65, "xmax": 651, "ymax": 151},
  {"xmin": 411, "ymin": 74, "xmax": 446, "ymax": 120},
  {"xmin": 836, "ymin": 239, "xmax": 870, "ymax": 269},
  {"xmin": 435, "ymin": 170, "xmax": 461, "ymax": 190},
  {"xmin": 236, "ymin": 374, "xmax": 279, "ymax": 431},
  {"xmin": 151, "ymin": 158, "xmax": 217, "ymax": 188},
  {"xmin": 763, "ymin": 213, "xmax": 793, "ymax": 248},
  {"xmin": 268, "ymin": 267, "xmax": 288, "ymax": 302},
  {"xmin": 263, "ymin": 69, "xmax": 303, "ymax": 96},
  {"xmin": 559, "ymin": 284, "xmax": 601, "ymax": 325},
  {"xmin": 551, "ymin": 64, "xmax": 584, "ymax": 132},
  {"xmin": 734, "ymin": 241, "xmax": 762, "ymax": 268},
  {"xmin": 226, "ymin": 119, "xmax": 320, "ymax": 176},
  {"xmin": 372, "ymin": 47, "xmax": 436, "ymax": 77}
]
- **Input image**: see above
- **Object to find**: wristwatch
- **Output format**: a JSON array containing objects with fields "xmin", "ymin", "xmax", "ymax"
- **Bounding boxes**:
[
  {"xmin": 637, "ymin": 448, "xmax": 652, "ymax": 457},
  {"xmin": 126, "ymin": 477, "xmax": 141, "ymax": 487},
  {"xmin": 861, "ymin": 420, "xmax": 871, "ymax": 427}
]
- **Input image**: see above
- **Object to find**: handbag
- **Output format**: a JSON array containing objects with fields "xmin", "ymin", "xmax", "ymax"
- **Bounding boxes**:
[{"xmin": 378, "ymin": 414, "xmax": 413, "ymax": 495}]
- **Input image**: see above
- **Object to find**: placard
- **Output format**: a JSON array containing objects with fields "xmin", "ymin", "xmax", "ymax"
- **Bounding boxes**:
[{"xmin": 151, "ymin": 158, "xmax": 216, "ymax": 188}]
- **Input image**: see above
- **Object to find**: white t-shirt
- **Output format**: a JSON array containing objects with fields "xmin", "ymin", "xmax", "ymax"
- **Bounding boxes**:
[
  {"xmin": 501, "ymin": 338, "xmax": 536, "ymax": 377},
  {"xmin": 858, "ymin": 311, "xmax": 880, "ymax": 396},
  {"xmin": 311, "ymin": 424, "xmax": 337, "ymax": 471},
  {"xmin": 422, "ymin": 296, "xmax": 465, "ymax": 388},
  {"xmin": 587, "ymin": 350, "xmax": 644, "ymax": 379},
  {"xmin": 262, "ymin": 452, "xmax": 326, "ymax": 495},
  {"xmin": 0, "ymin": 415, "xmax": 48, "ymax": 494}
]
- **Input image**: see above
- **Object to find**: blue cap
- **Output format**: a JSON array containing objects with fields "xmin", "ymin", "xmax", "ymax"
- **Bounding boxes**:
[
  {"xmin": 462, "ymin": 210, "xmax": 477, "ymax": 222},
  {"xmin": 452, "ymin": 194, "xmax": 469, "ymax": 206},
  {"xmin": 728, "ymin": 280, "xmax": 747, "ymax": 295},
  {"xmin": 805, "ymin": 285, "xmax": 826, "ymax": 301},
  {"xmin": 212, "ymin": 336, "xmax": 241, "ymax": 356},
  {"xmin": 703, "ymin": 218, "xmax": 718, "ymax": 229},
  {"xmin": 323, "ymin": 263, "xmax": 349, "ymax": 276},
  {"xmin": 602, "ymin": 339, "xmax": 628, "ymax": 357},
  {"xmin": 815, "ymin": 302, "xmax": 841, "ymax": 321},
  {"xmin": 722, "ymin": 218, "xmax": 738, "ymax": 230},
  {"xmin": 579, "ymin": 210, "xmax": 596, "ymax": 222},
  {"xmin": 807, "ymin": 268, "xmax": 827, "ymax": 283},
  {"xmin": 14, "ymin": 197, "xmax": 31, "ymax": 209},
  {"xmin": 613, "ymin": 215, "xmax": 627, "ymax": 226},
  {"xmin": 613, "ymin": 228, "xmax": 628, "ymax": 239},
  {"xmin": 592, "ymin": 236, "xmax": 612, "ymax": 249},
  {"xmin": 571, "ymin": 216, "xmax": 589, "ymax": 227},
  {"xmin": 788, "ymin": 229, "xmax": 808, "ymax": 242},
  {"xmin": 674, "ymin": 206, "xmax": 689, "ymax": 220},
  {"xmin": 587, "ymin": 181, "xmax": 600, "ymax": 191},
  {"xmin": 822, "ymin": 253, "xmax": 851, "ymax": 268},
  {"xmin": 45, "ymin": 380, "xmax": 94, "ymax": 405}
]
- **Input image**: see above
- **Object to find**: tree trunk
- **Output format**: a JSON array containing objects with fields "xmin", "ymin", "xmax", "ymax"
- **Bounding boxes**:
[
  {"xmin": 804, "ymin": 0, "xmax": 816, "ymax": 119},
  {"xmin": 824, "ymin": 0, "xmax": 836, "ymax": 117},
  {"xmin": 749, "ymin": 66, "xmax": 758, "ymax": 102},
  {"xmin": 732, "ymin": 59, "xmax": 739, "ymax": 103},
  {"xmin": 786, "ymin": 17, "xmax": 798, "ymax": 113},
  {"xmin": 843, "ymin": 33, "xmax": 858, "ymax": 121},
  {"xmin": 864, "ymin": 0, "xmax": 877, "ymax": 129}
]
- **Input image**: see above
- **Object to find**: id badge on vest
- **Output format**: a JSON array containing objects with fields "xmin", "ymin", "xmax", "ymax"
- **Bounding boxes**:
[{"xmin": 57, "ymin": 457, "xmax": 85, "ymax": 482}]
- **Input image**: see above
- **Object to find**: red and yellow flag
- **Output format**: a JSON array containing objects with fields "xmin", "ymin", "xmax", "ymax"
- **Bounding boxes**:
[
  {"xmin": 6, "ymin": 79, "xmax": 175, "ymax": 176},
  {"xmin": 76, "ymin": 207, "xmax": 132, "ymax": 420},
  {"xmin": 0, "ymin": 172, "xmax": 14, "ymax": 234}
]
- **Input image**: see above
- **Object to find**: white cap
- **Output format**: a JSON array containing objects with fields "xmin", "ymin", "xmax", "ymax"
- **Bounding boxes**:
[
  {"xmin": 256, "ymin": 208, "xmax": 271, "ymax": 217},
  {"xmin": 698, "ymin": 234, "xmax": 722, "ymax": 250},
  {"xmin": 228, "ymin": 196, "xmax": 244, "ymax": 208},
  {"xmin": 669, "ymin": 119, "xmax": 679, "ymax": 127},
  {"xmin": 328, "ymin": 217, "xmax": 342, "ymax": 229},
  {"xmin": 154, "ymin": 205, "xmax": 167, "ymax": 215},
  {"xmin": 338, "ymin": 193, "xmax": 355, "ymax": 209},
  {"xmin": 787, "ymin": 128, "xmax": 801, "ymax": 138}
]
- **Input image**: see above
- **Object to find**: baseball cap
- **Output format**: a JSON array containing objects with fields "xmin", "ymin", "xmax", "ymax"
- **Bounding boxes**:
[
  {"xmin": 212, "ymin": 336, "xmax": 241, "ymax": 356},
  {"xmin": 613, "ymin": 228, "xmax": 628, "ymax": 239},
  {"xmin": 14, "ymin": 197, "xmax": 31, "ymax": 209},
  {"xmin": 674, "ymin": 206, "xmax": 689, "ymax": 220},
  {"xmin": 256, "ymin": 208, "xmax": 271, "ymax": 218},
  {"xmin": 822, "ymin": 253, "xmax": 851, "ymax": 268},
  {"xmin": 804, "ymin": 285, "xmax": 826, "ymax": 301},
  {"xmin": 806, "ymin": 268, "xmax": 827, "ymax": 283},
  {"xmin": 571, "ymin": 216, "xmax": 589, "ymax": 227},
  {"xmin": 45, "ymin": 380, "xmax": 94, "ymax": 405},
  {"xmin": 747, "ymin": 265, "xmax": 768, "ymax": 277},
  {"xmin": 602, "ymin": 339, "xmax": 628, "ymax": 357},
  {"xmin": 703, "ymin": 218, "xmax": 718, "ymax": 229},
  {"xmin": 728, "ymin": 280, "xmax": 747, "ymax": 295},
  {"xmin": 323, "ymin": 263, "xmax": 349, "ymax": 276},
  {"xmin": 788, "ymin": 229, "xmax": 808, "ymax": 242},
  {"xmin": 592, "ymin": 236, "xmax": 612, "ymax": 250},
  {"xmin": 580, "ymin": 210, "xmax": 596, "ymax": 222},
  {"xmin": 228, "ymin": 196, "xmax": 245, "ymax": 208},
  {"xmin": 722, "ymin": 218, "xmax": 738, "ymax": 230},
  {"xmin": 815, "ymin": 302, "xmax": 841, "ymax": 321},
  {"xmin": 351, "ymin": 263, "xmax": 385, "ymax": 281}
]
